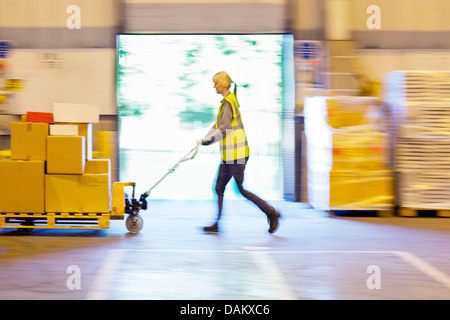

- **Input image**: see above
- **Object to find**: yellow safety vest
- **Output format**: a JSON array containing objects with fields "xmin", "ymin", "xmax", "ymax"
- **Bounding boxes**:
[{"xmin": 215, "ymin": 93, "xmax": 250, "ymax": 162}]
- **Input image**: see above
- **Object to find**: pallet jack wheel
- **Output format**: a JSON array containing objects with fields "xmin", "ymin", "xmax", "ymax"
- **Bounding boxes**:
[
  {"xmin": 126, "ymin": 214, "xmax": 143, "ymax": 234},
  {"xmin": 18, "ymin": 221, "xmax": 34, "ymax": 234}
]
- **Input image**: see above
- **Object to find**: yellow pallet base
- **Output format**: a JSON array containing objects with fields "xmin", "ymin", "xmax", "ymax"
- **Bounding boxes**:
[{"xmin": 0, "ymin": 212, "xmax": 111, "ymax": 230}]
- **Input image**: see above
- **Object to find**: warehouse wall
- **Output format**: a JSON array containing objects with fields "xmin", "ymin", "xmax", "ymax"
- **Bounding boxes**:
[
  {"xmin": 352, "ymin": 0, "xmax": 450, "ymax": 49},
  {"xmin": 1, "ymin": 0, "xmax": 449, "ymax": 117},
  {"xmin": 0, "ymin": 0, "xmax": 120, "ymax": 48},
  {"xmin": 1, "ymin": 0, "xmax": 450, "ymax": 197},
  {"xmin": 4, "ymin": 0, "xmax": 447, "ymax": 48},
  {"xmin": 122, "ymin": 0, "xmax": 288, "ymax": 33},
  {"xmin": 0, "ymin": 0, "xmax": 289, "ymax": 119},
  {"xmin": 322, "ymin": 0, "xmax": 450, "ymax": 49},
  {"xmin": 288, "ymin": 0, "xmax": 450, "ymax": 88},
  {"xmin": 3, "ymin": 50, "xmax": 116, "ymax": 115},
  {"xmin": 290, "ymin": 0, "xmax": 450, "ymax": 48},
  {"xmin": 288, "ymin": 0, "xmax": 325, "ymax": 40}
]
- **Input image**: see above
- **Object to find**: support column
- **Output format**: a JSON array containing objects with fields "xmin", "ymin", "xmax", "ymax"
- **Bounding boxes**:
[
  {"xmin": 324, "ymin": 0, "xmax": 352, "ymax": 40},
  {"xmin": 288, "ymin": 0, "xmax": 325, "ymax": 40}
]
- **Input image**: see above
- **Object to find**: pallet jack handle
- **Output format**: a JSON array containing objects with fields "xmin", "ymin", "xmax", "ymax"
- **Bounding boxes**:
[{"xmin": 139, "ymin": 144, "xmax": 201, "ymax": 201}]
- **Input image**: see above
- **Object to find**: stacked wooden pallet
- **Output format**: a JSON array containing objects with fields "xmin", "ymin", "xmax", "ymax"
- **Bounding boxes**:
[
  {"xmin": 384, "ymin": 71, "xmax": 450, "ymax": 216},
  {"xmin": 386, "ymin": 71, "xmax": 450, "ymax": 101}
]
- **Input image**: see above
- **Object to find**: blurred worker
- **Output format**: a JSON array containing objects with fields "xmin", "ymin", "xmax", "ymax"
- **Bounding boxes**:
[{"xmin": 197, "ymin": 71, "xmax": 281, "ymax": 234}]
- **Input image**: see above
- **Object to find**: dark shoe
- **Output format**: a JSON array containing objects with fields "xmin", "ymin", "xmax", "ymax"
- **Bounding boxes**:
[
  {"xmin": 267, "ymin": 210, "xmax": 281, "ymax": 234},
  {"xmin": 203, "ymin": 223, "xmax": 219, "ymax": 233}
]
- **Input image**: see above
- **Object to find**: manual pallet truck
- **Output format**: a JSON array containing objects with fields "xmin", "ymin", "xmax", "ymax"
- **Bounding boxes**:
[{"xmin": 0, "ymin": 145, "xmax": 200, "ymax": 234}]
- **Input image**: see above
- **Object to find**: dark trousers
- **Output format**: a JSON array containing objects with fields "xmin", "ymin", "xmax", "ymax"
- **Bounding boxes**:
[{"xmin": 214, "ymin": 159, "xmax": 274, "ymax": 222}]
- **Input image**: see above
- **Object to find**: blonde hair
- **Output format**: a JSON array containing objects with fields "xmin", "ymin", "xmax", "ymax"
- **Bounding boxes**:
[{"xmin": 213, "ymin": 71, "xmax": 237, "ymax": 95}]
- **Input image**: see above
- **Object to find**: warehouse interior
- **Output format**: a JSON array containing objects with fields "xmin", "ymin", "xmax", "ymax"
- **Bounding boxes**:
[{"xmin": 0, "ymin": 0, "xmax": 450, "ymax": 301}]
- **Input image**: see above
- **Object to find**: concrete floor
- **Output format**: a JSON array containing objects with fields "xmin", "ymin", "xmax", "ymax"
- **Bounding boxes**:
[{"xmin": 1, "ymin": 200, "xmax": 450, "ymax": 300}]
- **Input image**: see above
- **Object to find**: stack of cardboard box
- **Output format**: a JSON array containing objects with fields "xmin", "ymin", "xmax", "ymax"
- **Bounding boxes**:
[
  {"xmin": 0, "ymin": 103, "xmax": 111, "ymax": 214},
  {"xmin": 304, "ymin": 96, "xmax": 394, "ymax": 211}
]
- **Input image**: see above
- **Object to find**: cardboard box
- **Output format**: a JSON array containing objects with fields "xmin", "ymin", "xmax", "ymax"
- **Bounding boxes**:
[
  {"xmin": 85, "ymin": 159, "xmax": 111, "ymax": 189},
  {"xmin": 0, "ymin": 160, "xmax": 45, "ymax": 213},
  {"xmin": 96, "ymin": 131, "xmax": 117, "ymax": 182},
  {"xmin": 55, "ymin": 123, "xmax": 92, "ymax": 159},
  {"xmin": 85, "ymin": 159, "xmax": 110, "ymax": 174},
  {"xmin": 74, "ymin": 123, "xmax": 92, "ymax": 160},
  {"xmin": 49, "ymin": 124, "xmax": 79, "ymax": 136},
  {"xmin": 26, "ymin": 111, "xmax": 53, "ymax": 123},
  {"xmin": 53, "ymin": 103, "xmax": 99, "ymax": 123},
  {"xmin": 11, "ymin": 122, "xmax": 49, "ymax": 160},
  {"xmin": 45, "ymin": 174, "xmax": 110, "ymax": 213},
  {"xmin": 47, "ymin": 136, "xmax": 85, "ymax": 174}
]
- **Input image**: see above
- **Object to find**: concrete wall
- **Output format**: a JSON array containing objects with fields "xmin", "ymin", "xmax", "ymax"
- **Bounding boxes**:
[
  {"xmin": 0, "ymin": 0, "xmax": 448, "ymax": 116},
  {"xmin": 122, "ymin": 0, "xmax": 288, "ymax": 33},
  {"xmin": 290, "ymin": 0, "xmax": 450, "ymax": 48},
  {"xmin": 0, "ymin": 0, "xmax": 121, "ymax": 48},
  {"xmin": 1, "ymin": 0, "xmax": 449, "ymax": 202}
]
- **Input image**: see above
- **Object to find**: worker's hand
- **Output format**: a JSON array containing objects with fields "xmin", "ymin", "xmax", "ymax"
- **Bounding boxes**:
[{"xmin": 196, "ymin": 139, "xmax": 203, "ymax": 145}]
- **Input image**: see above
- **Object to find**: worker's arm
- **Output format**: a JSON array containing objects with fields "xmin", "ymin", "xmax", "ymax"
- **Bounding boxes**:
[{"xmin": 200, "ymin": 102, "xmax": 233, "ymax": 146}]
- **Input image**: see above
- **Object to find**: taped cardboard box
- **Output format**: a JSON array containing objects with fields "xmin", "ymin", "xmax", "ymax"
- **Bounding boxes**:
[
  {"xmin": 55, "ymin": 123, "xmax": 92, "ymax": 160},
  {"xmin": 96, "ymin": 131, "xmax": 117, "ymax": 182},
  {"xmin": 47, "ymin": 135, "xmax": 85, "ymax": 174},
  {"xmin": 77, "ymin": 123, "xmax": 92, "ymax": 160},
  {"xmin": 11, "ymin": 122, "xmax": 48, "ymax": 160},
  {"xmin": 85, "ymin": 159, "xmax": 111, "ymax": 189},
  {"xmin": 0, "ymin": 160, "xmax": 45, "ymax": 213},
  {"xmin": 45, "ymin": 174, "xmax": 110, "ymax": 213},
  {"xmin": 85, "ymin": 159, "xmax": 110, "ymax": 174}
]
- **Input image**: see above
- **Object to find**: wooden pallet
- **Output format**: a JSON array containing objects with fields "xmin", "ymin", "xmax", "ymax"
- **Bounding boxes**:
[
  {"xmin": 397, "ymin": 137, "xmax": 450, "ymax": 171},
  {"xmin": 384, "ymin": 71, "xmax": 450, "ymax": 104},
  {"xmin": 0, "ymin": 212, "xmax": 111, "ymax": 231},
  {"xmin": 406, "ymin": 101, "xmax": 450, "ymax": 117},
  {"xmin": 398, "ymin": 126, "xmax": 450, "ymax": 139},
  {"xmin": 398, "ymin": 208, "xmax": 450, "ymax": 217},
  {"xmin": 398, "ymin": 171, "xmax": 450, "ymax": 208}
]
